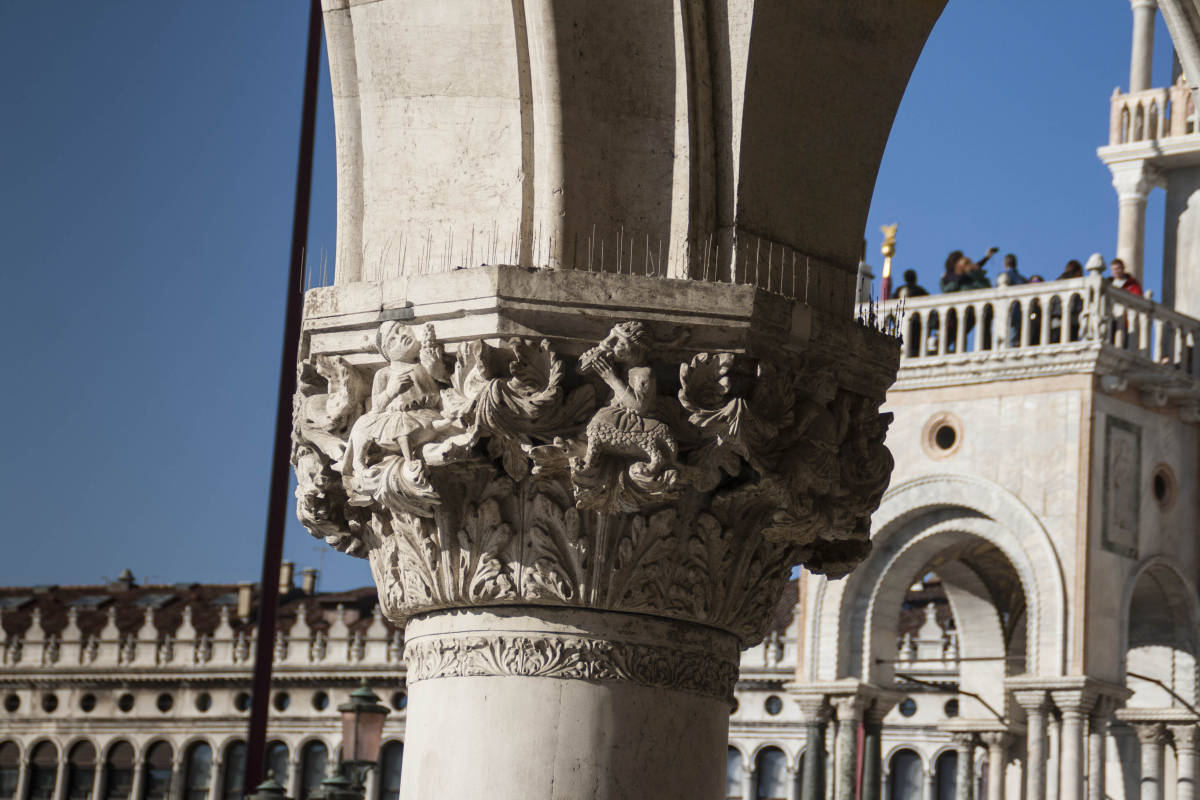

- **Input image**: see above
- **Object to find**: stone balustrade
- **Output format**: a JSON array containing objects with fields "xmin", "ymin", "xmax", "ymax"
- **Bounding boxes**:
[
  {"xmin": 866, "ymin": 276, "xmax": 1200, "ymax": 407},
  {"xmin": 1109, "ymin": 79, "xmax": 1197, "ymax": 145}
]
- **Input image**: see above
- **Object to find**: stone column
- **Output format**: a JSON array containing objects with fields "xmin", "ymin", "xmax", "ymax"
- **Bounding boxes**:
[
  {"xmin": 1171, "ymin": 724, "xmax": 1199, "ymax": 800},
  {"xmin": 300, "ymin": 6, "xmax": 903, "ymax": 798},
  {"xmin": 1110, "ymin": 160, "xmax": 1160, "ymax": 278},
  {"xmin": 923, "ymin": 765, "xmax": 935, "ymax": 800},
  {"xmin": 52, "ymin": 754, "xmax": 67, "ymax": 800},
  {"xmin": 952, "ymin": 733, "xmax": 976, "ymax": 800},
  {"xmin": 1052, "ymin": 691, "xmax": 1095, "ymax": 800},
  {"xmin": 744, "ymin": 767, "xmax": 757, "ymax": 800},
  {"xmin": 1130, "ymin": 0, "xmax": 1158, "ymax": 92},
  {"xmin": 1047, "ymin": 711, "xmax": 1062, "ymax": 800},
  {"xmin": 1015, "ymin": 691, "xmax": 1050, "ymax": 800},
  {"xmin": 91, "ymin": 754, "xmax": 106, "ymax": 800},
  {"xmin": 798, "ymin": 700, "xmax": 831, "ymax": 800},
  {"xmin": 787, "ymin": 765, "xmax": 801, "ymax": 800},
  {"xmin": 14, "ymin": 755, "xmax": 28, "ymax": 800},
  {"xmin": 980, "ymin": 732, "xmax": 1010, "ymax": 800},
  {"xmin": 295, "ymin": 309, "xmax": 895, "ymax": 800},
  {"xmin": 129, "ymin": 751, "xmax": 146, "ymax": 800},
  {"xmin": 832, "ymin": 697, "xmax": 865, "ymax": 800},
  {"xmin": 1087, "ymin": 704, "xmax": 1110, "ymax": 800},
  {"xmin": 861, "ymin": 706, "xmax": 886, "ymax": 800},
  {"xmin": 1134, "ymin": 723, "xmax": 1169, "ymax": 800}
]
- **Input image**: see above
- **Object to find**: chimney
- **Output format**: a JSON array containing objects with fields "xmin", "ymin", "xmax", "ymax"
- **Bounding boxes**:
[
  {"xmin": 301, "ymin": 568, "xmax": 318, "ymax": 595},
  {"xmin": 236, "ymin": 582, "xmax": 254, "ymax": 621},
  {"xmin": 278, "ymin": 561, "xmax": 295, "ymax": 595}
]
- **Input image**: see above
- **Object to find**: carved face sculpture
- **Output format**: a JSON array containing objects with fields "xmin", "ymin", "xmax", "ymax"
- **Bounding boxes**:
[
  {"xmin": 379, "ymin": 322, "xmax": 420, "ymax": 363},
  {"xmin": 600, "ymin": 322, "xmax": 648, "ymax": 364},
  {"xmin": 810, "ymin": 372, "xmax": 838, "ymax": 405}
]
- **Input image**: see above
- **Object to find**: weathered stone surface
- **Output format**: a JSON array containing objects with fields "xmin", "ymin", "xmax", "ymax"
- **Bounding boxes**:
[{"xmin": 292, "ymin": 269, "xmax": 898, "ymax": 647}]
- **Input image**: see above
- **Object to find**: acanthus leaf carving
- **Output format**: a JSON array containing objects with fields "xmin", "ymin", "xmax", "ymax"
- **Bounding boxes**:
[{"xmin": 294, "ymin": 317, "xmax": 897, "ymax": 642}]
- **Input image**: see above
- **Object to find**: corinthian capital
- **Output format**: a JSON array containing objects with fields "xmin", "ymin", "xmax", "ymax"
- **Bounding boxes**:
[{"xmin": 292, "ymin": 270, "xmax": 898, "ymax": 649}]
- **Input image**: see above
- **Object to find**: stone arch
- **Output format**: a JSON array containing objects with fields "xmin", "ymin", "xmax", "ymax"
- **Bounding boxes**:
[
  {"xmin": 99, "ymin": 738, "xmax": 134, "ymax": 764},
  {"xmin": 884, "ymin": 744, "xmax": 927, "ymax": 773},
  {"xmin": 727, "ymin": 742, "xmax": 750, "ymax": 771},
  {"xmin": 806, "ymin": 474, "xmax": 1066, "ymax": 685},
  {"xmin": 1120, "ymin": 556, "xmax": 1200, "ymax": 708},
  {"xmin": 749, "ymin": 742, "xmax": 794, "ymax": 764},
  {"xmin": 24, "ymin": 740, "xmax": 56, "ymax": 765},
  {"xmin": 61, "ymin": 736, "xmax": 99, "ymax": 760}
]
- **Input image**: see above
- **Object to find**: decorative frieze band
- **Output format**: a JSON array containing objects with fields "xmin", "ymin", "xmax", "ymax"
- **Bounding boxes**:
[{"xmin": 404, "ymin": 631, "xmax": 739, "ymax": 702}]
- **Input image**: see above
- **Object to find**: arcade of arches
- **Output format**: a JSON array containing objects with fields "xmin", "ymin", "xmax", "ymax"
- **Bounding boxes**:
[{"xmin": 792, "ymin": 474, "xmax": 1200, "ymax": 800}]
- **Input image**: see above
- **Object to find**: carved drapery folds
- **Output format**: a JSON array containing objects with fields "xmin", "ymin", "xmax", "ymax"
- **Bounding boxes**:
[{"xmin": 293, "ymin": 319, "xmax": 894, "ymax": 645}]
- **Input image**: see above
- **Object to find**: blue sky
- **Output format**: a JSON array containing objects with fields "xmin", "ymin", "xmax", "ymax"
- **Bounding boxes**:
[{"xmin": 0, "ymin": 2, "xmax": 1169, "ymax": 591}]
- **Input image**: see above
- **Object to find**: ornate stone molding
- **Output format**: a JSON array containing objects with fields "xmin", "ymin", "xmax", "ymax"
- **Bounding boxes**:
[
  {"xmin": 404, "ymin": 630, "xmax": 738, "ymax": 702},
  {"xmin": 293, "ymin": 313, "xmax": 896, "ymax": 645}
]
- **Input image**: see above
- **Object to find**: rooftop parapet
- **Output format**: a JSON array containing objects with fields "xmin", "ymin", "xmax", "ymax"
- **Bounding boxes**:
[{"xmin": 864, "ymin": 277, "xmax": 1200, "ymax": 412}]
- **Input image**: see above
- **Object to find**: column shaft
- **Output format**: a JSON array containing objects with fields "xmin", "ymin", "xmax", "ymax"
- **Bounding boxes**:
[
  {"xmin": 1117, "ymin": 196, "xmax": 1148, "ymax": 278},
  {"xmin": 399, "ymin": 608, "xmax": 733, "ymax": 800},
  {"xmin": 954, "ymin": 737, "xmax": 975, "ymax": 800},
  {"xmin": 787, "ymin": 767, "xmax": 800, "ymax": 800},
  {"xmin": 15, "ymin": 758, "xmax": 28, "ymax": 800},
  {"xmin": 1048, "ymin": 713, "xmax": 1061, "ymax": 800},
  {"xmin": 981, "ymin": 734, "xmax": 1008, "ymax": 800},
  {"xmin": 834, "ymin": 716, "xmax": 859, "ymax": 800},
  {"xmin": 801, "ymin": 721, "xmax": 827, "ymax": 800},
  {"xmin": 1136, "ymin": 724, "xmax": 1167, "ymax": 800},
  {"xmin": 1130, "ymin": 0, "xmax": 1158, "ymax": 92},
  {"xmin": 1171, "ymin": 725, "xmax": 1197, "ymax": 800},
  {"xmin": 861, "ymin": 722, "xmax": 882, "ymax": 800},
  {"xmin": 744, "ymin": 769, "xmax": 756, "ymax": 800},
  {"xmin": 1060, "ymin": 710, "xmax": 1086, "ymax": 800},
  {"xmin": 1087, "ymin": 714, "xmax": 1108, "ymax": 800},
  {"xmin": 1025, "ymin": 704, "xmax": 1049, "ymax": 800}
]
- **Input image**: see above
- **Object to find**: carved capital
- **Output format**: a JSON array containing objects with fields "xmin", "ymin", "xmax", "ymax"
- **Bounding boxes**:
[
  {"xmin": 951, "ymin": 732, "xmax": 978, "ymax": 750},
  {"xmin": 1012, "ymin": 689, "xmax": 1050, "ymax": 714},
  {"xmin": 1133, "ymin": 722, "xmax": 1171, "ymax": 747},
  {"xmin": 979, "ymin": 731, "xmax": 1013, "ymax": 751},
  {"xmin": 1171, "ymin": 724, "xmax": 1200, "ymax": 753},
  {"xmin": 1050, "ymin": 689, "xmax": 1098, "ymax": 717},
  {"xmin": 832, "ymin": 695, "xmax": 868, "ymax": 722},
  {"xmin": 293, "ymin": 307, "xmax": 897, "ymax": 646}
]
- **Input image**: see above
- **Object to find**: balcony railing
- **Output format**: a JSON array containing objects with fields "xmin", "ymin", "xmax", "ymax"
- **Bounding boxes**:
[
  {"xmin": 867, "ymin": 277, "xmax": 1200, "ymax": 380},
  {"xmin": 1109, "ymin": 79, "xmax": 1197, "ymax": 146}
]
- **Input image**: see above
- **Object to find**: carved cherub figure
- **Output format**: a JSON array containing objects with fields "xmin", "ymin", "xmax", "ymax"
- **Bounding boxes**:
[
  {"xmin": 342, "ymin": 322, "xmax": 450, "ymax": 482},
  {"xmin": 575, "ymin": 321, "xmax": 677, "ymax": 483}
]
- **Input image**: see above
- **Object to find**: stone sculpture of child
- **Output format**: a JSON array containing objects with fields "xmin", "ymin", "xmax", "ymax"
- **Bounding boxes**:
[{"xmin": 342, "ymin": 321, "xmax": 449, "ymax": 483}]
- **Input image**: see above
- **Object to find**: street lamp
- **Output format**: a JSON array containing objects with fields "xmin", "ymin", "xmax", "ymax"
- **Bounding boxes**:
[{"xmin": 338, "ymin": 680, "xmax": 390, "ymax": 791}]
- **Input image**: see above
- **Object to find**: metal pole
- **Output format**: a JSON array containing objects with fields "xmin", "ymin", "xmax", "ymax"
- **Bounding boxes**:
[{"xmin": 243, "ymin": 0, "xmax": 322, "ymax": 792}]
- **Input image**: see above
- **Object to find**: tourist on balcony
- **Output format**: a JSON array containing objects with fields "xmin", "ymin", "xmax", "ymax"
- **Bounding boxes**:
[
  {"xmin": 939, "ymin": 247, "xmax": 996, "ymax": 292},
  {"xmin": 892, "ymin": 269, "xmax": 928, "ymax": 299},
  {"xmin": 995, "ymin": 253, "xmax": 1027, "ymax": 287},
  {"xmin": 1057, "ymin": 260, "xmax": 1084, "ymax": 280},
  {"xmin": 1110, "ymin": 258, "xmax": 1143, "ymax": 296},
  {"xmin": 1048, "ymin": 262, "xmax": 1085, "ymax": 342}
]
